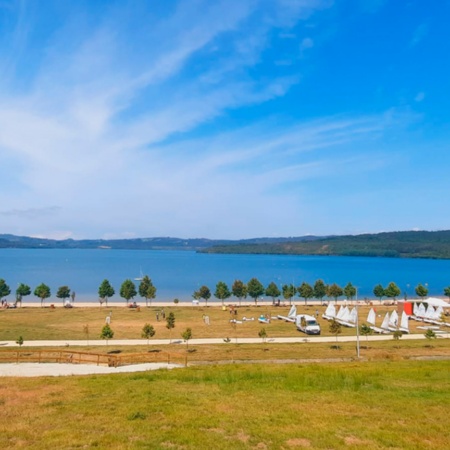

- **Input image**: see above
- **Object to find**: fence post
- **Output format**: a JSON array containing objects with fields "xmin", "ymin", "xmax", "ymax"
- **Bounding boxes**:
[{"xmin": 16, "ymin": 351, "xmax": 19, "ymax": 363}]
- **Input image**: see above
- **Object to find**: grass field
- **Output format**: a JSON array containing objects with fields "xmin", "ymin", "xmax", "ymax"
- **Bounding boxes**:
[
  {"xmin": 1, "ymin": 360, "xmax": 450, "ymax": 449},
  {"xmin": 1, "ymin": 305, "xmax": 450, "ymax": 449},
  {"xmin": 1, "ymin": 303, "xmax": 446, "ymax": 341}
]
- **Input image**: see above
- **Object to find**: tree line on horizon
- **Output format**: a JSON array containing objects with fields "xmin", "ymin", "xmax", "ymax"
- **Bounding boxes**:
[{"xmin": 1, "ymin": 276, "xmax": 449, "ymax": 307}]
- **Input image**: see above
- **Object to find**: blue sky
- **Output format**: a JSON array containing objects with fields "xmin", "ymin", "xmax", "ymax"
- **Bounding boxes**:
[{"xmin": 0, "ymin": 0, "xmax": 449, "ymax": 240}]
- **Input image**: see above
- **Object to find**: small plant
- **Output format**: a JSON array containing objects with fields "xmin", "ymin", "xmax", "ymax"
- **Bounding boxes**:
[
  {"xmin": 223, "ymin": 337, "xmax": 231, "ymax": 343},
  {"xmin": 128, "ymin": 411, "xmax": 146, "ymax": 420},
  {"xmin": 258, "ymin": 327, "xmax": 267, "ymax": 343},
  {"xmin": 424, "ymin": 329, "xmax": 437, "ymax": 340},
  {"xmin": 359, "ymin": 323, "xmax": 373, "ymax": 342},
  {"xmin": 181, "ymin": 327, "xmax": 192, "ymax": 351},
  {"xmin": 83, "ymin": 324, "xmax": 89, "ymax": 346},
  {"xmin": 100, "ymin": 324, "xmax": 114, "ymax": 345},
  {"xmin": 16, "ymin": 336, "xmax": 24, "ymax": 347},
  {"xmin": 142, "ymin": 323, "xmax": 155, "ymax": 346},
  {"xmin": 166, "ymin": 312, "xmax": 176, "ymax": 343},
  {"xmin": 329, "ymin": 319, "xmax": 342, "ymax": 343},
  {"xmin": 393, "ymin": 330, "xmax": 403, "ymax": 340},
  {"xmin": 173, "ymin": 298, "xmax": 179, "ymax": 304}
]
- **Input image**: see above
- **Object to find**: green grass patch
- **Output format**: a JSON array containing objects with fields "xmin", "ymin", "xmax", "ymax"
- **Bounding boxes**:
[{"xmin": 1, "ymin": 360, "xmax": 449, "ymax": 449}]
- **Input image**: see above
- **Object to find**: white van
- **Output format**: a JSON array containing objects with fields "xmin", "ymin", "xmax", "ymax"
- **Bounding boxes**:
[{"xmin": 296, "ymin": 314, "xmax": 321, "ymax": 335}]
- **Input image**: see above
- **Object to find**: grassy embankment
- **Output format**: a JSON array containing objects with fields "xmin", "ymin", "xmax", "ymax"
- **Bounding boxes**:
[{"xmin": 0, "ymin": 360, "xmax": 449, "ymax": 449}]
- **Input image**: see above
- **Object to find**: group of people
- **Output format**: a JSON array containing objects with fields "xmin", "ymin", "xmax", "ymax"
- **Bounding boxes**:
[{"xmin": 156, "ymin": 309, "xmax": 166, "ymax": 321}]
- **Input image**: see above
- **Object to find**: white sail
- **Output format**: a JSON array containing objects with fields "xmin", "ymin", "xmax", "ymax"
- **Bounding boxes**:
[
  {"xmin": 413, "ymin": 302, "xmax": 419, "ymax": 316},
  {"xmin": 435, "ymin": 306, "xmax": 444, "ymax": 321},
  {"xmin": 336, "ymin": 306, "xmax": 347, "ymax": 320},
  {"xmin": 348, "ymin": 307, "xmax": 357, "ymax": 325},
  {"xmin": 367, "ymin": 308, "xmax": 376, "ymax": 325},
  {"xmin": 417, "ymin": 303, "xmax": 426, "ymax": 318},
  {"xmin": 389, "ymin": 310, "xmax": 399, "ymax": 329},
  {"xmin": 425, "ymin": 305, "xmax": 436, "ymax": 320},
  {"xmin": 380, "ymin": 312, "xmax": 390, "ymax": 330},
  {"xmin": 322, "ymin": 303, "xmax": 336, "ymax": 320},
  {"xmin": 399, "ymin": 311, "xmax": 409, "ymax": 333},
  {"xmin": 288, "ymin": 305, "xmax": 297, "ymax": 319}
]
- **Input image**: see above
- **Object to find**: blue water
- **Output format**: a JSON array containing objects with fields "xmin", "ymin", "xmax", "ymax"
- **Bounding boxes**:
[{"xmin": 1, "ymin": 249, "xmax": 449, "ymax": 303}]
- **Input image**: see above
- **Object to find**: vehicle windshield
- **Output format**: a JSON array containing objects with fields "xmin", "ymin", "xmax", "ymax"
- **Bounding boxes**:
[{"xmin": 307, "ymin": 320, "xmax": 318, "ymax": 326}]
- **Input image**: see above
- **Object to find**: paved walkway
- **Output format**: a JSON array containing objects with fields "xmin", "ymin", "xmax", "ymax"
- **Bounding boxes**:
[{"xmin": 0, "ymin": 333, "xmax": 435, "ymax": 348}]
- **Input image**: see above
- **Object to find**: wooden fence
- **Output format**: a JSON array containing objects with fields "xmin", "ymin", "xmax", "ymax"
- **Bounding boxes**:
[{"xmin": 0, "ymin": 350, "xmax": 186, "ymax": 367}]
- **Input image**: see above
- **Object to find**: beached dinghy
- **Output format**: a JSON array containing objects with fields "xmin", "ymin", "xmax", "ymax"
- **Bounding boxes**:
[
  {"xmin": 399, "ymin": 311, "xmax": 409, "ymax": 333},
  {"xmin": 322, "ymin": 303, "xmax": 336, "ymax": 320},
  {"xmin": 367, "ymin": 308, "xmax": 390, "ymax": 334},
  {"xmin": 277, "ymin": 305, "xmax": 297, "ymax": 322}
]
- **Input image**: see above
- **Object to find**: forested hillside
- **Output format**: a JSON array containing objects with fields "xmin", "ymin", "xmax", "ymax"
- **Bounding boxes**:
[{"xmin": 200, "ymin": 230, "xmax": 450, "ymax": 259}]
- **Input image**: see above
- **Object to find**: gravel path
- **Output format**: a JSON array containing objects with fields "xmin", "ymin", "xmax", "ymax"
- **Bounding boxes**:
[{"xmin": 0, "ymin": 362, "xmax": 182, "ymax": 377}]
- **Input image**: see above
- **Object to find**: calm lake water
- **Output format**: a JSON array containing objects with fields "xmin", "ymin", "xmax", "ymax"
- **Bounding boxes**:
[{"xmin": 1, "ymin": 248, "xmax": 449, "ymax": 303}]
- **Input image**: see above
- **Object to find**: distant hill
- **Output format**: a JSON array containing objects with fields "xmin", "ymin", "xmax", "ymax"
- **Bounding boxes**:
[
  {"xmin": 199, "ymin": 230, "xmax": 450, "ymax": 259},
  {"xmin": 0, "ymin": 234, "xmax": 320, "ymax": 251}
]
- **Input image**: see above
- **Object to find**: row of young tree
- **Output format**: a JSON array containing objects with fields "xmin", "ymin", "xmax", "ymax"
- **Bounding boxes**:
[
  {"xmin": 1, "ymin": 276, "xmax": 446, "ymax": 307},
  {"xmin": 194, "ymin": 278, "xmax": 448, "ymax": 306},
  {"xmin": 0, "ymin": 276, "xmax": 157, "ymax": 307}
]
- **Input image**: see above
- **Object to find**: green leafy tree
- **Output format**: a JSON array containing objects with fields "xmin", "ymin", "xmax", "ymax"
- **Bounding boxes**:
[
  {"xmin": 247, "ymin": 277, "xmax": 264, "ymax": 305},
  {"xmin": 313, "ymin": 279, "xmax": 327, "ymax": 301},
  {"xmin": 384, "ymin": 282, "xmax": 401, "ymax": 300},
  {"xmin": 231, "ymin": 280, "xmax": 247, "ymax": 306},
  {"xmin": 139, "ymin": 275, "xmax": 157, "ymax": 307},
  {"xmin": 415, "ymin": 283, "xmax": 428, "ymax": 300},
  {"xmin": 141, "ymin": 323, "xmax": 155, "ymax": 346},
  {"xmin": 0, "ymin": 279, "xmax": 11, "ymax": 302},
  {"xmin": 214, "ymin": 281, "xmax": 231, "ymax": 305},
  {"xmin": 343, "ymin": 282, "xmax": 357, "ymax": 300},
  {"xmin": 100, "ymin": 324, "xmax": 114, "ymax": 345},
  {"xmin": 327, "ymin": 283, "xmax": 343, "ymax": 303},
  {"xmin": 298, "ymin": 282, "xmax": 314, "ymax": 305},
  {"xmin": 329, "ymin": 319, "xmax": 342, "ymax": 343},
  {"xmin": 360, "ymin": 323, "xmax": 373, "ymax": 342},
  {"xmin": 166, "ymin": 312, "xmax": 176, "ymax": 343},
  {"xmin": 282, "ymin": 284, "xmax": 296, "ymax": 305},
  {"xmin": 56, "ymin": 285, "xmax": 71, "ymax": 305},
  {"xmin": 16, "ymin": 336, "xmax": 24, "ymax": 347},
  {"xmin": 34, "ymin": 283, "xmax": 51, "ymax": 307},
  {"xmin": 181, "ymin": 327, "xmax": 193, "ymax": 351},
  {"xmin": 98, "ymin": 279, "xmax": 115, "ymax": 306},
  {"xmin": 120, "ymin": 279, "xmax": 137, "ymax": 305},
  {"xmin": 373, "ymin": 284, "xmax": 385, "ymax": 303},
  {"xmin": 265, "ymin": 282, "xmax": 281, "ymax": 304},
  {"xmin": 444, "ymin": 286, "xmax": 450, "ymax": 300},
  {"xmin": 15, "ymin": 283, "xmax": 31, "ymax": 307},
  {"xmin": 194, "ymin": 285, "xmax": 211, "ymax": 307}
]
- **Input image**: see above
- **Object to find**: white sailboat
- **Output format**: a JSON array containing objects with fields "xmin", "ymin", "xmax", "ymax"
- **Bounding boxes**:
[
  {"xmin": 322, "ymin": 303, "xmax": 336, "ymax": 320},
  {"xmin": 367, "ymin": 308, "xmax": 390, "ymax": 334},
  {"xmin": 134, "ymin": 269, "xmax": 144, "ymax": 281},
  {"xmin": 388, "ymin": 310, "xmax": 399, "ymax": 331},
  {"xmin": 399, "ymin": 311, "xmax": 409, "ymax": 333},
  {"xmin": 380, "ymin": 312, "xmax": 391, "ymax": 332},
  {"xmin": 366, "ymin": 308, "xmax": 376, "ymax": 326},
  {"xmin": 277, "ymin": 305, "xmax": 297, "ymax": 322}
]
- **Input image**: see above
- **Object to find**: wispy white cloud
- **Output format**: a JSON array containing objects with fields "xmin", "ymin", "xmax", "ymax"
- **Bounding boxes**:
[{"xmin": 0, "ymin": 0, "xmax": 436, "ymax": 239}]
